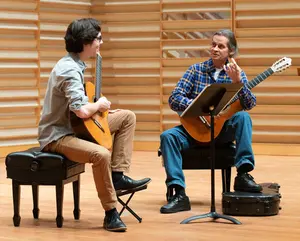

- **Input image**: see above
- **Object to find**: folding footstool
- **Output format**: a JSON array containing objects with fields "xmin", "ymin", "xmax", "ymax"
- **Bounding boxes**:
[{"xmin": 116, "ymin": 185, "xmax": 148, "ymax": 223}]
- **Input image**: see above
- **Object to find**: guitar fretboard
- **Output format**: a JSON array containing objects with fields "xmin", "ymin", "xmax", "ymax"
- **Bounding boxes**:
[
  {"xmin": 95, "ymin": 53, "xmax": 102, "ymax": 101},
  {"xmin": 247, "ymin": 68, "xmax": 274, "ymax": 89},
  {"xmin": 226, "ymin": 67, "xmax": 274, "ymax": 107}
]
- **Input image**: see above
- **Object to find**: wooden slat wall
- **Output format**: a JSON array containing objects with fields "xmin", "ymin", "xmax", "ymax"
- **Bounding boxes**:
[
  {"xmin": 0, "ymin": 0, "xmax": 39, "ymax": 155},
  {"xmin": 0, "ymin": 0, "xmax": 91, "ymax": 157},
  {"xmin": 0, "ymin": 0, "xmax": 299, "ymax": 157},
  {"xmin": 39, "ymin": 0, "xmax": 91, "ymax": 103},
  {"xmin": 234, "ymin": 0, "xmax": 300, "ymax": 145}
]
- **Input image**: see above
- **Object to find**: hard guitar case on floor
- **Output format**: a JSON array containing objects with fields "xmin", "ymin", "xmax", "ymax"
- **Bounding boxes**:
[{"xmin": 222, "ymin": 183, "xmax": 282, "ymax": 216}]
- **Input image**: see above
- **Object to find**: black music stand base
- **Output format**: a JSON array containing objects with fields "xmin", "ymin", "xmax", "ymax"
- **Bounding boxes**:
[{"xmin": 180, "ymin": 211, "xmax": 241, "ymax": 224}]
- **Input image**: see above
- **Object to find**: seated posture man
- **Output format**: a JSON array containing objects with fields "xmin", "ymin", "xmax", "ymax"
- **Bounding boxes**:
[
  {"xmin": 159, "ymin": 29, "xmax": 262, "ymax": 214},
  {"xmin": 38, "ymin": 18, "xmax": 151, "ymax": 231}
]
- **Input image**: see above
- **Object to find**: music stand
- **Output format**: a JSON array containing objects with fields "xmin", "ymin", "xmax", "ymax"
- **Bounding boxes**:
[{"xmin": 180, "ymin": 83, "xmax": 243, "ymax": 225}]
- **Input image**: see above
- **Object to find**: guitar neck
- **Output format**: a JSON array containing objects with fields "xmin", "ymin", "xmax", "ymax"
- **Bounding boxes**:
[
  {"xmin": 246, "ymin": 67, "xmax": 274, "ymax": 90},
  {"xmin": 226, "ymin": 67, "xmax": 274, "ymax": 106},
  {"xmin": 95, "ymin": 53, "xmax": 102, "ymax": 101}
]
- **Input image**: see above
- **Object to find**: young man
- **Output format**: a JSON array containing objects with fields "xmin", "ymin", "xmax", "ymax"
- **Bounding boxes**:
[
  {"xmin": 38, "ymin": 18, "xmax": 151, "ymax": 231},
  {"xmin": 159, "ymin": 29, "xmax": 262, "ymax": 214}
]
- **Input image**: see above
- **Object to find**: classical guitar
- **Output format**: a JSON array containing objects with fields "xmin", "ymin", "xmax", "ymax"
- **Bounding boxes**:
[
  {"xmin": 70, "ymin": 52, "xmax": 112, "ymax": 149},
  {"xmin": 180, "ymin": 57, "xmax": 292, "ymax": 143}
]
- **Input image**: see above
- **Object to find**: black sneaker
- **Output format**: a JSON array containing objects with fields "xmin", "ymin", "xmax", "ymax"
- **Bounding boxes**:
[
  {"xmin": 103, "ymin": 209, "xmax": 127, "ymax": 232},
  {"xmin": 234, "ymin": 173, "xmax": 262, "ymax": 193},
  {"xmin": 160, "ymin": 194, "xmax": 191, "ymax": 214}
]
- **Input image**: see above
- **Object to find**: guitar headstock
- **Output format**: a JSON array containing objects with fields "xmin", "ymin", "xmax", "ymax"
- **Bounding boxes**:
[{"xmin": 271, "ymin": 57, "xmax": 292, "ymax": 73}]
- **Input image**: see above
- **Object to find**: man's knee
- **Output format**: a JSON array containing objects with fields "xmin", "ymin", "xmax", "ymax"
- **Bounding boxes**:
[
  {"xmin": 124, "ymin": 109, "xmax": 136, "ymax": 125},
  {"xmin": 160, "ymin": 128, "xmax": 174, "ymax": 143},
  {"xmin": 234, "ymin": 111, "xmax": 252, "ymax": 124},
  {"xmin": 90, "ymin": 149, "xmax": 111, "ymax": 167}
]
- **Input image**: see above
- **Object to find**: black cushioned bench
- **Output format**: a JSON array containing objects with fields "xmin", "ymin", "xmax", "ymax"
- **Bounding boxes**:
[{"xmin": 5, "ymin": 147, "xmax": 85, "ymax": 228}]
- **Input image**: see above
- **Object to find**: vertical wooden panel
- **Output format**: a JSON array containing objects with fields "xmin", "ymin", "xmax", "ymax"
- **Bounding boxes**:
[{"xmin": 91, "ymin": 0, "xmax": 161, "ymax": 146}]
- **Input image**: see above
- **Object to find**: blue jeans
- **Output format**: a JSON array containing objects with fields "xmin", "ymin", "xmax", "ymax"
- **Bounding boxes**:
[{"xmin": 160, "ymin": 111, "xmax": 255, "ymax": 188}]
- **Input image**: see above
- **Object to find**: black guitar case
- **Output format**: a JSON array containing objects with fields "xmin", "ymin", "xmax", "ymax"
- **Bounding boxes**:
[{"xmin": 222, "ymin": 183, "xmax": 282, "ymax": 216}]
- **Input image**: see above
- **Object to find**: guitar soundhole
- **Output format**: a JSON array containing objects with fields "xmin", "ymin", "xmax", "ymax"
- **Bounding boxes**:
[{"xmin": 93, "ymin": 95, "xmax": 96, "ymax": 103}]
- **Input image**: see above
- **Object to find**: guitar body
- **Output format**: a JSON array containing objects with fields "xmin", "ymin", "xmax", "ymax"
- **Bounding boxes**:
[
  {"xmin": 179, "ymin": 57, "xmax": 291, "ymax": 143},
  {"xmin": 70, "ymin": 80, "xmax": 112, "ymax": 149},
  {"xmin": 180, "ymin": 100, "xmax": 243, "ymax": 143}
]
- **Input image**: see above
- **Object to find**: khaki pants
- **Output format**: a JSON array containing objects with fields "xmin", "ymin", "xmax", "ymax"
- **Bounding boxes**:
[{"xmin": 44, "ymin": 109, "xmax": 136, "ymax": 211}]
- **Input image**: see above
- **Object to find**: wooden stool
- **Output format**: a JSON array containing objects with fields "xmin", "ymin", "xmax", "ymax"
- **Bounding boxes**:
[{"xmin": 5, "ymin": 147, "xmax": 85, "ymax": 228}]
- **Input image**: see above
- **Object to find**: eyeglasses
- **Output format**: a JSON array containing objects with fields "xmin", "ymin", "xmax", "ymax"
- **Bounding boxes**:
[{"xmin": 95, "ymin": 36, "xmax": 102, "ymax": 42}]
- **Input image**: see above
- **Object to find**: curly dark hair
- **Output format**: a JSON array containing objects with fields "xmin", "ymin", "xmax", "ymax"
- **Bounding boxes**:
[
  {"xmin": 64, "ymin": 18, "xmax": 101, "ymax": 53},
  {"xmin": 213, "ymin": 29, "xmax": 238, "ymax": 57}
]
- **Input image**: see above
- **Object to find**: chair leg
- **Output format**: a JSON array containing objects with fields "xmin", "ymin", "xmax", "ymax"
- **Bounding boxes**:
[
  {"xmin": 72, "ymin": 176, "xmax": 81, "ymax": 220},
  {"xmin": 32, "ymin": 184, "xmax": 39, "ymax": 219},
  {"xmin": 221, "ymin": 169, "xmax": 226, "ymax": 193},
  {"xmin": 225, "ymin": 167, "xmax": 231, "ymax": 192},
  {"xmin": 55, "ymin": 182, "xmax": 64, "ymax": 228},
  {"xmin": 12, "ymin": 180, "xmax": 21, "ymax": 227},
  {"xmin": 221, "ymin": 168, "xmax": 232, "ymax": 193}
]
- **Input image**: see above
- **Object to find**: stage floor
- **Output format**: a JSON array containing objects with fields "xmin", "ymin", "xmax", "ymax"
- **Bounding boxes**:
[{"xmin": 1, "ymin": 151, "xmax": 300, "ymax": 241}]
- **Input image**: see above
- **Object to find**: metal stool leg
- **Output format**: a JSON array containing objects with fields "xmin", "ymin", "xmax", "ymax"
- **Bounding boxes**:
[{"xmin": 118, "ymin": 192, "xmax": 142, "ymax": 223}]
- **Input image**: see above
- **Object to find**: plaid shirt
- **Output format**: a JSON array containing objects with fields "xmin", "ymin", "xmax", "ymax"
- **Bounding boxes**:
[{"xmin": 169, "ymin": 58, "xmax": 256, "ymax": 112}]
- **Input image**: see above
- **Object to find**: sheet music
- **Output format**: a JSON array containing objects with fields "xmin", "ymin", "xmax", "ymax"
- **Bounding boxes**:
[{"xmin": 180, "ymin": 83, "xmax": 243, "ymax": 118}]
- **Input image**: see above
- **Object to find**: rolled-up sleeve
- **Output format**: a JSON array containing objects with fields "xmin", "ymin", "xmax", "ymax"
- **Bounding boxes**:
[{"xmin": 57, "ymin": 69, "xmax": 89, "ymax": 112}]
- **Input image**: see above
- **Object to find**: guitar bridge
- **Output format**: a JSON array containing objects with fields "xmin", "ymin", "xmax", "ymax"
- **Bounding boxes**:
[{"xmin": 92, "ymin": 116, "xmax": 105, "ymax": 133}]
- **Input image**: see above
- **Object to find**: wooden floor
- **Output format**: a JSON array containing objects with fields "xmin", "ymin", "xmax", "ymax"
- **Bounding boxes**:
[{"xmin": 0, "ymin": 151, "xmax": 300, "ymax": 241}]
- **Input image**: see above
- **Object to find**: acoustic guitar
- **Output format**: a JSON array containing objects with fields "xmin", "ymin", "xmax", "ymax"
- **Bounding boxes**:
[
  {"xmin": 180, "ymin": 57, "xmax": 292, "ymax": 143},
  {"xmin": 70, "ymin": 52, "xmax": 112, "ymax": 149}
]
